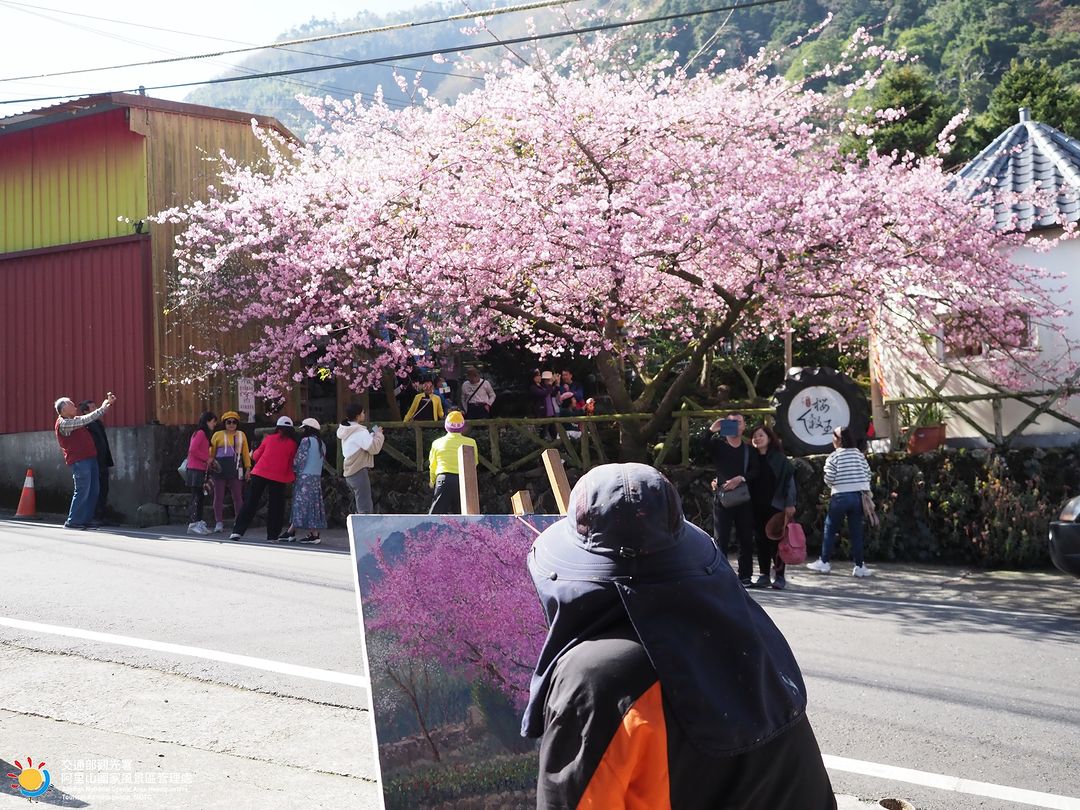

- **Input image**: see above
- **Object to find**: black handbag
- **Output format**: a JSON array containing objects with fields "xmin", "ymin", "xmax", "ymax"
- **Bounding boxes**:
[
  {"xmin": 719, "ymin": 481, "xmax": 751, "ymax": 508},
  {"xmin": 718, "ymin": 444, "xmax": 751, "ymax": 508}
]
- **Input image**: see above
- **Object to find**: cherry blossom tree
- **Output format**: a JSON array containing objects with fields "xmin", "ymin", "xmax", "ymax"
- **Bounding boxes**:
[
  {"xmin": 364, "ymin": 520, "xmax": 545, "ymax": 705},
  {"xmin": 157, "ymin": 21, "xmax": 1076, "ymax": 457}
]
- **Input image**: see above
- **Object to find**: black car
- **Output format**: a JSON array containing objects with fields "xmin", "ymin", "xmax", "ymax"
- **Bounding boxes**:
[{"xmin": 1049, "ymin": 495, "xmax": 1080, "ymax": 578}]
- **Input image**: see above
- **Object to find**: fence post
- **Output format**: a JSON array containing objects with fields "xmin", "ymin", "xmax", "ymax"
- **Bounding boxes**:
[
  {"xmin": 680, "ymin": 414, "xmax": 690, "ymax": 466},
  {"xmin": 458, "ymin": 444, "xmax": 480, "ymax": 515},
  {"xmin": 488, "ymin": 423, "xmax": 501, "ymax": 470},
  {"xmin": 542, "ymin": 448, "xmax": 572, "ymax": 515},
  {"xmin": 992, "ymin": 397, "xmax": 1004, "ymax": 444},
  {"xmin": 511, "ymin": 490, "xmax": 534, "ymax": 515},
  {"xmin": 414, "ymin": 425, "xmax": 424, "ymax": 471}
]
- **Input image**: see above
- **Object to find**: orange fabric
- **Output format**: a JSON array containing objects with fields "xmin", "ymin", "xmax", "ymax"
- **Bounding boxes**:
[{"xmin": 577, "ymin": 681, "xmax": 671, "ymax": 810}]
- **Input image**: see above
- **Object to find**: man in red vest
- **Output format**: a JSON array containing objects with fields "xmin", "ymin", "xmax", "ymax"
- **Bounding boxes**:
[{"xmin": 54, "ymin": 391, "xmax": 116, "ymax": 530}]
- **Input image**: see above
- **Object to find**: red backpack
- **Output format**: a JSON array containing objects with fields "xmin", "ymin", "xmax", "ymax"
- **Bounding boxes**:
[{"xmin": 779, "ymin": 522, "xmax": 807, "ymax": 565}]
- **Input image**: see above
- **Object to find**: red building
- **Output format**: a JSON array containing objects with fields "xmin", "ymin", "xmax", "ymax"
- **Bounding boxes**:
[{"xmin": 0, "ymin": 93, "xmax": 296, "ymax": 434}]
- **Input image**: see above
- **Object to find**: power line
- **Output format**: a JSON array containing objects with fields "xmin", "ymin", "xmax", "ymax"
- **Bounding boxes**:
[
  {"xmin": 0, "ymin": 0, "xmax": 794, "ymax": 107},
  {"xmin": 0, "ymin": 0, "xmax": 259, "ymax": 46},
  {"xmin": 0, "ymin": 0, "xmax": 584, "ymax": 84},
  {"xmin": 0, "ymin": 1, "xmax": 414, "ymax": 109}
]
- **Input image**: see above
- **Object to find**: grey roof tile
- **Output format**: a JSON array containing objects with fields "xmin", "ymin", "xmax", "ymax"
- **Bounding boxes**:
[{"xmin": 952, "ymin": 110, "xmax": 1080, "ymax": 231}]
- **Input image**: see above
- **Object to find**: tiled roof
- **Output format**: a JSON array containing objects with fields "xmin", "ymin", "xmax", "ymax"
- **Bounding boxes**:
[{"xmin": 953, "ymin": 108, "xmax": 1080, "ymax": 232}]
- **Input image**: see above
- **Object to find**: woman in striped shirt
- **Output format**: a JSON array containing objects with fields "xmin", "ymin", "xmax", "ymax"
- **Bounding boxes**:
[{"xmin": 807, "ymin": 426, "xmax": 873, "ymax": 577}]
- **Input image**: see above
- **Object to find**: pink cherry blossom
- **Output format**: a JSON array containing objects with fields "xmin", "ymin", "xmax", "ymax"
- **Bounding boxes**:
[{"xmin": 155, "ymin": 25, "xmax": 1076, "ymax": 450}]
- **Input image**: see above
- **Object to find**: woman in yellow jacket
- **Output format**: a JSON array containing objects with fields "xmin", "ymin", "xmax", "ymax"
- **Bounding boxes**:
[
  {"xmin": 404, "ymin": 379, "xmax": 445, "ymax": 423},
  {"xmin": 208, "ymin": 410, "xmax": 252, "ymax": 533}
]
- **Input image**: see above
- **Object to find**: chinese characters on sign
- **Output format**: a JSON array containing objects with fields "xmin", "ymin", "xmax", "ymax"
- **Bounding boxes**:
[
  {"xmin": 58, "ymin": 758, "xmax": 194, "ymax": 798},
  {"xmin": 237, "ymin": 378, "xmax": 255, "ymax": 421},
  {"xmin": 786, "ymin": 385, "xmax": 852, "ymax": 450}
]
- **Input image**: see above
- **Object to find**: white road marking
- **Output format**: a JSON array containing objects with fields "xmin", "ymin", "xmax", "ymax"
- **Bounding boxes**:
[
  {"xmin": 0, "ymin": 616, "xmax": 369, "ymax": 689},
  {"xmin": 824, "ymin": 754, "xmax": 1080, "ymax": 809}
]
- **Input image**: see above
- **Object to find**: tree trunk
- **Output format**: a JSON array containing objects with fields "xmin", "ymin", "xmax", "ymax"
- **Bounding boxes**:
[
  {"xmin": 382, "ymin": 366, "xmax": 401, "ymax": 421},
  {"xmin": 592, "ymin": 350, "xmax": 649, "ymax": 461}
]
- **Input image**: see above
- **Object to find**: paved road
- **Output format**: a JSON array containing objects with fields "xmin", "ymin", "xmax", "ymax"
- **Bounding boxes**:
[
  {"xmin": 751, "ymin": 564, "xmax": 1080, "ymax": 810},
  {"xmin": 0, "ymin": 519, "xmax": 379, "ymax": 809},
  {"xmin": 3, "ymin": 518, "xmax": 1078, "ymax": 809}
]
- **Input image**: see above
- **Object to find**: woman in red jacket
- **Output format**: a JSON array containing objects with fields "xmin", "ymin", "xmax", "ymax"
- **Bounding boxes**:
[{"xmin": 229, "ymin": 416, "xmax": 298, "ymax": 543}]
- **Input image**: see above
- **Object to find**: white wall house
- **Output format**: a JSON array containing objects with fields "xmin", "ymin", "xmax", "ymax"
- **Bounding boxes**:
[{"xmin": 875, "ymin": 109, "xmax": 1080, "ymax": 446}]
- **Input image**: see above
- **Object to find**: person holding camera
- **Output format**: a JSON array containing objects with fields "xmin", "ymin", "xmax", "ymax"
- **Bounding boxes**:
[
  {"xmin": 54, "ymin": 391, "xmax": 116, "ymax": 530},
  {"xmin": 337, "ymin": 403, "xmax": 384, "ymax": 514},
  {"xmin": 709, "ymin": 411, "xmax": 759, "ymax": 586},
  {"xmin": 78, "ymin": 399, "xmax": 115, "ymax": 522}
]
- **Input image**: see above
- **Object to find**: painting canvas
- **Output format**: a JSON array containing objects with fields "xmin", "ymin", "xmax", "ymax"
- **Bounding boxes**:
[{"xmin": 348, "ymin": 513, "xmax": 561, "ymax": 810}]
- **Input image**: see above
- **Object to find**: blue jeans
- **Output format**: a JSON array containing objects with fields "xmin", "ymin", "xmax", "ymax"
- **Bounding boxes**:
[
  {"xmin": 67, "ymin": 458, "xmax": 100, "ymax": 526},
  {"xmin": 822, "ymin": 491, "xmax": 865, "ymax": 567}
]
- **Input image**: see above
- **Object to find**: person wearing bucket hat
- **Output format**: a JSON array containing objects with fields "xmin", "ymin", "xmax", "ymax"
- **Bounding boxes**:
[
  {"xmin": 229, "ymin": 416, "xmax": 298, "ymax": 542},
  {"xmin": 207, "ymin": 410, "xmax": 252, "ymax": 533},
  {"xmin": 427, "ymin": 410, "xmax": 478, "ymax": 514},
  {"xmin": 522, "ymin": 463, "xmax": 835, "ymax": 809},
  {"xmin": 279, "ymin": 417, "xmax": 327, "ymax": 544}
]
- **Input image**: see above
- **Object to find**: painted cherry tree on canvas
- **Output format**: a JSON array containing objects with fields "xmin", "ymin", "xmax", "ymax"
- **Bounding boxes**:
[
  {"xmin": 158, "ymin": 16, "xmax": 1077, "ymax": 456},
  {"xmin": 365, "ymin": 520, "xmax": 544, "ymax": 706},
  {"xmin": 357, "ymin": 516, "xmax": 550, "ymax": 807}
]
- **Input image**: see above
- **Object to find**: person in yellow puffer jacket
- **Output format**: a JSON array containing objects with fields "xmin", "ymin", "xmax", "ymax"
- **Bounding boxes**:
[{"xmin": 428, "ymin": 410, "xmax": 478, "ymax": 514}]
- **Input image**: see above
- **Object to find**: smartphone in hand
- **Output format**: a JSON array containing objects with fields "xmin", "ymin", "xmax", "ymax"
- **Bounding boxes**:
[{"xmin": 718, "ymin": 419, "xmax": 740, "ymax": 437}]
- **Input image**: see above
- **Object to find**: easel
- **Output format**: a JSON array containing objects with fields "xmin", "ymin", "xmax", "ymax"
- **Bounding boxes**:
[
  {"xmin": 457, "ymin": 442, "xmax": 572, "ymax": 518},
  {"xmin": 510, "ymin": 448, "xmax": 571, "ymax": 517}
]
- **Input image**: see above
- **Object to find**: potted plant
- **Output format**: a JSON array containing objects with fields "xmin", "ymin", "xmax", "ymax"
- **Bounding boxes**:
[{"xmin": 905, "ymin": 402, "xmax": 947, "ymax": 453}]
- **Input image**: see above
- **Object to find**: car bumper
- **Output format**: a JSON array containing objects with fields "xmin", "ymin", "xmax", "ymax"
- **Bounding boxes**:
[{"xmin": 1049, "ymin": 520, "xmax": 1080, "ymax": 578}]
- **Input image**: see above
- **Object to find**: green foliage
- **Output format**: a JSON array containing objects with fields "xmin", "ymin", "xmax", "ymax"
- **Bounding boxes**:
[
  {"xmin": 972, "ymin": 58, "xmax": 1080, "ymax": 143},
  {"xmin": 674, "ymin": 445, "xmax": 1080, "ymax": 568},
  {"xmin": 860, "ymin": 448, "xmax": 1073, "ymax": 567},
  {"xmin": 849, "ymin": 66, "xmax": 953, "ymax": 159},
  {"xmin": 471, "ymin": 681, "xmax": 534, "ymax": 754},
  {"xmin": 384, "ymin": 752, "xmax": 537, "ymax": 810},
  {"xmin": 899, "ymin": 400, "xmax": 946, "ymax": 427}
]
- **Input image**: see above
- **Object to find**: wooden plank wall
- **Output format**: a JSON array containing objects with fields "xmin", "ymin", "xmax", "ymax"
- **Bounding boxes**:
[{"xmin": 133, "ymin": 107, "xmax": 293, "ymax": 425}]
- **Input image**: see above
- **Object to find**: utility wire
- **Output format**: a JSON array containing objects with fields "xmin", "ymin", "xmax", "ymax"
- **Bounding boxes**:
[
  {"xmin": 0, "ymin": 0, "xmax": 413, "ymax": 109},
  {"xmin": 0, "ymin": 0, "xmax": 482, "ymax": 89},
  {"xmin": 0, "ymin": 0, "xmax": 794, "ymax": 107},
  {"xmin": 0, "ymin": 0, "xmax": 585, "ymax": 83}
]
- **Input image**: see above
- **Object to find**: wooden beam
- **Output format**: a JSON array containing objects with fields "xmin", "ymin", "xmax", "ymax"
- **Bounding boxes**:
[
  {"xmin": 680, "ymin": 413, "xmax": 691, "ymax": 467},
  {"xmin": 511, "ymin": 490, "xmax": 534, "ymax": 516},
  {"xmin": 458, "ymin": 444, "xmax": 480, "ymax": 515},
  {"xmin": 488, "ymin": 424, "xmax": 502, "ymax": 469},
  {"xmin": 542, "ymin": 448, "xmax": 571, "ymax": 516},
  {"xmin": 556, "ymin": 423, "xmax": 582, "ymax": 468},
  {"xmin": 414, "ymin": 425, "xmax": 425, "ymax": 471}
]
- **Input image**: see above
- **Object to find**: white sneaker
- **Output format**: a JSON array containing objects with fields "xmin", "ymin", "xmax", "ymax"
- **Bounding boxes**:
[
  {"xmin": 212, "ymin": 522, "xmax": 224, "ymax": 533},
  {"xmin": 852, "ymin": 565, "xmax": 873, "ymax": 577},
  {"xmin": 806, "ymin": 559, "xmax": 832, "ymax": 573},
  {"xmin": 187, "ymin": 522, "xmax": 209, "ymax": 535}
]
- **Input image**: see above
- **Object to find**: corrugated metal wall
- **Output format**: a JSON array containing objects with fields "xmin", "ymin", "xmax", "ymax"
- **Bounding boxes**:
[
  {"xmin": 0, "ymin": 108, "xmax": 148, "ymax": 253},
  {"xmin": 0, "ymin": 236, "xmax": 153, "ymax": 433}
]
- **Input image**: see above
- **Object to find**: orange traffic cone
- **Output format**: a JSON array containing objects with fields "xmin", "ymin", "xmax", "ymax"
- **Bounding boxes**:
[{"xmin": 14, "ymin": 468, "xmax": 37, "ymax": 520}]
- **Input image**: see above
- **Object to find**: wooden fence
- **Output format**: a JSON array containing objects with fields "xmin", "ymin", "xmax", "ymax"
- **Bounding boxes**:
[{"xmin": 356, "ymin": 409, "xmax": 774, "ymax": 475}]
